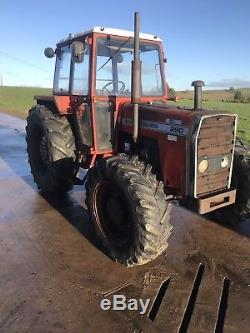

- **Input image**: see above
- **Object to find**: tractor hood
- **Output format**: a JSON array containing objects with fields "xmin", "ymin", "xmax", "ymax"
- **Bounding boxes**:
[
  {"xmin": 120, "ymin": 102, "xmax": 230, "ymax": 137},
  {"xmin": 119, "ymin": 103, "xmax": 237, "ymax": 198}
]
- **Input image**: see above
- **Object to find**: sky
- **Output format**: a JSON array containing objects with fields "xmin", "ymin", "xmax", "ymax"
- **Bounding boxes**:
[{"xmin": 0, "ymin": 0, "xmax": 250, "ymax": 90}]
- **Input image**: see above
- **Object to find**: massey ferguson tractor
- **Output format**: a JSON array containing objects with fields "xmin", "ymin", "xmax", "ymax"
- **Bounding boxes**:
[{"xmin": 26, "ymin": 13, "xmax": 250, "ymax": 266}]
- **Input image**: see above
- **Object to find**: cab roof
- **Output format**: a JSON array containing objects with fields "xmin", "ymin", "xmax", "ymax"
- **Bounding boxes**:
[{"xmin": 58, "ymin": 27, "xmax": 162, "ymax": 45}]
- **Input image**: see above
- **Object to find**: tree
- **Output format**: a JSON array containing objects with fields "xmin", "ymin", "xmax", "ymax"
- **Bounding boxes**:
[
  {"xmin": 168, "ymin": 87, "xmax": 176, "ymax": 99},
  {"xmin": 234, "ymin": 90, "xmax": 242, "ymax": 101},
  {"xmin": 229, "ymin": 86, "xmax": 235, "ymax": 92}
]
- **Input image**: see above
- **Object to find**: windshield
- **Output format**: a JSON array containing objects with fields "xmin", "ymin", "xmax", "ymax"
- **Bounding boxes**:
[{"xmin": 95, "ymin": 37, "xmax": 163, "ymax": 96}]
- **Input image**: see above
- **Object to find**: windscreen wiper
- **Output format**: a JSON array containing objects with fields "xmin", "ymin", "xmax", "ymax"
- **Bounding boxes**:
[{"xmin": 97, "ymin": 36, "xmax": 131, "ymax": 72}]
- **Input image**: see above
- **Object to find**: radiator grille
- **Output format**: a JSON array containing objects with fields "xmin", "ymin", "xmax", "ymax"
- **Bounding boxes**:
[{"xmin": 195, "ymin": 115, "xmax": 236, "ymax": 197}]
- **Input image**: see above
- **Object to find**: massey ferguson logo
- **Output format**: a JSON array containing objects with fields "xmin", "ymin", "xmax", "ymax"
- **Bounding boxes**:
[{"xmin": 122, "ymin": 118, "xmax": 188, "ymax": 137}]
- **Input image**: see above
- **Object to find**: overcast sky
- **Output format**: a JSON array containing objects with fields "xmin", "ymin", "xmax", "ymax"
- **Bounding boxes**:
[{"xmin": 0, "ymin": 0, "xmax": 250, "ymax": 90}]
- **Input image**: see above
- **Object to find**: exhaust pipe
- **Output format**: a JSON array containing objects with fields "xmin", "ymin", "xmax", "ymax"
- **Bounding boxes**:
[
  {"xmin": 191, "ymin": 80, "xmax": 205, "ymax": 110},
  {"xmin": 131, "ymin": 12, "xmax": 141, "ymax": 142}
]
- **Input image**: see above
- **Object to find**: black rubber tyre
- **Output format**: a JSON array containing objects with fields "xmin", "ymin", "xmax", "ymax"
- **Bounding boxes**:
[
  {"xmin": 26, "ymin": 105, "xmax": 76, "ymax": 194},
  {"xmin": 210, "ymin": 142, "xmax": 250, "ymax": 224},
  {"xmin": 85, "ymin": 154, "xmax": 173, "ymax": 267}
]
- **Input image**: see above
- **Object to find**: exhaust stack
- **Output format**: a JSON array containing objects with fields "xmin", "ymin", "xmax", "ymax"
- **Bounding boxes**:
[
  {"xmin": 191, "ymin": 80, "xmax": 205, "ymax": 110},
  {"xmin": 131, "ymin": 12, "xmax": 141, "ymax": 142}
]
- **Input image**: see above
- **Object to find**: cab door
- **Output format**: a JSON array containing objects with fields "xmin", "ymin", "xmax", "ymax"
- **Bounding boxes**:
[
  {"xmin": 70, "ymin": 40, "xmax": 93, "ymax": 148},
  {"xmin": 91, "ymin": 36, "xmax": 118, "ymax": 153}
]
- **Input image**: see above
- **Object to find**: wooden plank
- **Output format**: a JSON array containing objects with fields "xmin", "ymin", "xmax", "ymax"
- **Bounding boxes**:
[
  {"xmin": 219, "ymin": 282, "xmax": 250, "ymax": 333},
  {"xmin": 187, "ymin": 273, "xmax": 222, "ymax": 333},
  {"xmin": 151, "ymin": 266, "xmax": 202, "ymax": 332},
  {"xmin": 198, "ymin": 145, "xmax": 233, "ymax": 157},
  {"xmin": 202, "ymin": 117, "xmax": 235, "ymax": 127},
  {"xmin": 197, "ymin": 172, "xmax": 228, "ymax": 187},
  {"xmin": 199, "ymin": 126, "xmax": 234, "ymax": 138},
  {"xmin": 198, "ymin": 134, "xmax": 234, "ymax": 148},
  {"xmin": 197, "ymin": 181, "xmax": 228, "ymax": 195}
]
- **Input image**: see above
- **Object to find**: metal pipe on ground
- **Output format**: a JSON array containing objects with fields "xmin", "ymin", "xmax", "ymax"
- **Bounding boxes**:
[{"xmin": 131, "ymin": 12, "xmax": 141, "ymax": 142}]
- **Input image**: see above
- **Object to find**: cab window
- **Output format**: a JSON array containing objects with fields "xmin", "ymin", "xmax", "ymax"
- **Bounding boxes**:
[
  {"xmin": 95, "ymin": 37, "xmax": 163, "ymax": 96},
  {"xmin": 71, "ymin": 44, "xmax": 90, "ymax": 95},
  {"xmin": 54, "ymin": 45, "xmax": 71, "ymax": 93}
]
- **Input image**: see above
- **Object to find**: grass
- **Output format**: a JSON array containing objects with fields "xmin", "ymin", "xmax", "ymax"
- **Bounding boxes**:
[
  {"xmin": 0, "ymin": 85, "xmax": 249, "ymax": 143},
  {"xmin": 0, "ymin": 86, "xmax": 51, "ymax": 118}
]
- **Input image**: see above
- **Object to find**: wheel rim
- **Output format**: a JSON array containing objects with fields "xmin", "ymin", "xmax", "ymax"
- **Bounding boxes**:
[{"xmin": 92, "ymin": 181, "xmax": 133, "ymax": 248}]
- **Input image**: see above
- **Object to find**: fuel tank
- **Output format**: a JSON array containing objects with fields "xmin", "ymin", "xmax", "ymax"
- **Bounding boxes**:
[{"xmin": 119, "ymin": 103, "xmax": 237, "ymax": 198}]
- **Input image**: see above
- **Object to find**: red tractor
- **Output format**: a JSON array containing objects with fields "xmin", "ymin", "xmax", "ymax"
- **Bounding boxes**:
[{"xmin": 26, "ymin": 13, "xmax": 250, "ymax": 266}]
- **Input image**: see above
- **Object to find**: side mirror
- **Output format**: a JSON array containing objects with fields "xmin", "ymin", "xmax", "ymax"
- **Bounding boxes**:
[
  {"xmin": 44, "ymin": 47, "xmax": 55, "ymax": 58},
  {"xmin": 72, "ymin": 41, "xmax": 85, "ymax": 63}
]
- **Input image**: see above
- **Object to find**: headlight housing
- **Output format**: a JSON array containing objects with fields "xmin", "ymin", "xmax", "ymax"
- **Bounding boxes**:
[
  {"xmin": 198, "ymin": 159, "xmax": 208, "ymax": 173},
  {"xmin": 221, "ymin": 156, "xmax": 229, "ymax": 168}
]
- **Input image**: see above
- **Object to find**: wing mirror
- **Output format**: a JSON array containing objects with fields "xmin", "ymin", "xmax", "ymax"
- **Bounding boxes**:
[
  {"xmin": 44, "ymin": 47, "xmax": 55, "ymax": 58},
  {"xmin": 72, "ymin": 41, "xmax": 85, "ymax": 63}
]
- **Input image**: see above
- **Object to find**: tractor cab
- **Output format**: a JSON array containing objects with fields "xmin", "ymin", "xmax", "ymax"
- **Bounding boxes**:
[
  {"xmin": 52, "ymin": 27, "xmax": 166, "ymax": 98},
  {"xmin": 40, "ymin": 27, "xmax": 167, "ymax": 154}
]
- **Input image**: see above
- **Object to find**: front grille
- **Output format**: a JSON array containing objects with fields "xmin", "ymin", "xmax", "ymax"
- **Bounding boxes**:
[{"xmin": 195, "ymin": 115, "xmax": 236, "ymax": 197}]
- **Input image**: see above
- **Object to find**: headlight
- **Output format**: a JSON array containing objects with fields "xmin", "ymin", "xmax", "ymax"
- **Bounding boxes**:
[
  {"xmin": 198, "ymin": 159, "xmax": 208, "ymax": 173},
  {"xmin": 221, "ymin": 156, "xmax": 229, "ymax": 168}
]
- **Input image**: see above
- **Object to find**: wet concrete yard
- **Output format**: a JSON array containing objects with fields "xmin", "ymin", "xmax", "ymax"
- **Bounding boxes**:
[{"xmin": 0, "ymin": 112, "xmax": 249, "ymax": 332}]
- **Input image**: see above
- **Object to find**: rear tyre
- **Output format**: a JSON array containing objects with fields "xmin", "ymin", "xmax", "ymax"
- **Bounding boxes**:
[
  {"xmin": 26, "ymin": 105, "xmax": 76, "ymax": 194},
  {"xmin": 210, "ymin": 142, "xmax": 250, "ymax": 224},
  {"xmin": 85, "ymin": 154, "xmax": 173, "ymax": 266}
]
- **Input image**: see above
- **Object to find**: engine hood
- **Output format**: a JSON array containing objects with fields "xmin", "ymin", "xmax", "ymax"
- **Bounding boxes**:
[
  {"xmin": 119, "ymin": 102, "xmax": 236, "ymax": 198},
  {"xmin": 119, "ymin": 102, "xmax": 231, "ymax": 136}
]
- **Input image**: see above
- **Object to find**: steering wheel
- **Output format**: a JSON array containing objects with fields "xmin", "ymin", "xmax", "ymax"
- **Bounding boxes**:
[{"xmin": 101, "ymin": 81, "xmax": 126, "ymax": 95}]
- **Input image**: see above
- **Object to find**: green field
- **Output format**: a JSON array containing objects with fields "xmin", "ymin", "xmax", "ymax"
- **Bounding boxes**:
[
  {"xmin": 0, "ymin": 86, "xmax": 51, "ymax": 118},
  {"xmin": 0, "ymin": 86, "xmax": 249, "ymax": 143}
]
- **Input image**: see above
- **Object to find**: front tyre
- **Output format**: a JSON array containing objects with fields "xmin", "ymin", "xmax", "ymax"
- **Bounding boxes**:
[
  {"xmin": 229, "ymin": 144, "xmax": 250, "ymax": 221},
  {"xmin": 86, "ymin": 155, "xmax": 173, "ymax": 266}
]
